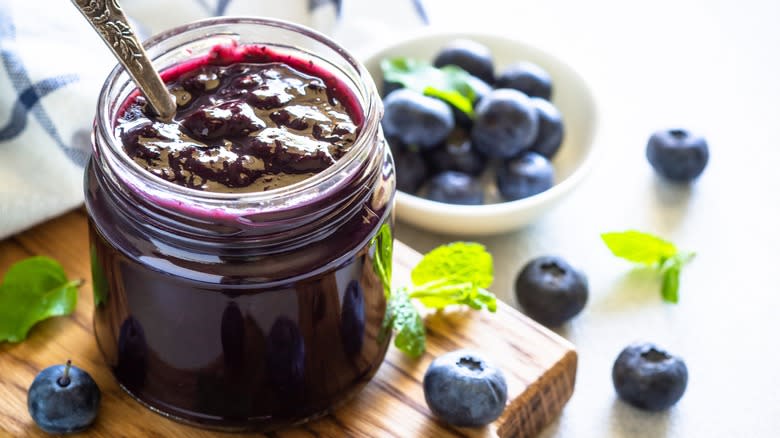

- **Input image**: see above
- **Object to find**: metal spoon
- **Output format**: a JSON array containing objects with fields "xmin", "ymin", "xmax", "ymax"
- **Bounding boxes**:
[{"xmin": 71, "ymin": 0, "xmax": 176, "ymax": 120}]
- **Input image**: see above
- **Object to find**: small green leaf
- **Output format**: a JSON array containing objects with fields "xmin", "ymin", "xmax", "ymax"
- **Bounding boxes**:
[
  {"xmin": 661, "ymin": 265, "xmax": 680, "ymax": 303},
  {"xmin": 601, "ymin": 230, "xmax": 678, "ymax": 265},
  {"xmin": 423, "ymin": 87, "xmax": 473, "ymax": 116},
  {"xmin": 371, "ymin": 223, "xmax": 393, "ymax": 297},
  {"xmin": 411, "ymin": 242, "xmax": 493, "ymax": 289},
  {"xmin": 388, "ymin": 289, "xmax": 426, "ymax": 357},
  {"xmin": 0, "ymin": 257, "xmax": 80, "ymax": 343},
  {"xmin": 381, "ymin": 57, "xmax": 477, "ymax": 118}
]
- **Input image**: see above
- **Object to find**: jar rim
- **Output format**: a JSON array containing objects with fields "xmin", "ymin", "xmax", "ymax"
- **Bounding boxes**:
[{"xmin": 95, "ymin": 16, "xmax": 381, "ymax": 212}]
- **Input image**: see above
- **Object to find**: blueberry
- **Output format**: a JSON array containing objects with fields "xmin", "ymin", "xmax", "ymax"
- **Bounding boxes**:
[
  {"xmin": 388, "ymin": 139, "xmax": 428, "ymax": 194},
  {"xmin": 496, "ymin": 152, "xmax": 554, "ymax": 201},
  {"xmin": 514, "ymin": 256, "xmax": 588, "ymax": 326},
  {"xmin": 382, "ymin": 89, "xmax": 455, "ymax": 149},
  {"xmin": 382, "ymin": 79, "xmax": 403, "ymax": 98},
  {"xmin": 28, "ymin": 360, "xmax": 101, "ymax": 434},
  {"xmin": 425, "ymin": 128, "xmax": 487, "ymax": 176},
  {"xmin": 426, "ymin": 171, "xmax": 484, "ymax": 205},
  {"xmin": 433, "ymin": 39, "xmax": 495, "ymax": 84},
  {"xmin": 423, "ymin": 350, "xmax": 507, "ymax": 427},
  {"xmin": 646, "ymin": 129, "xmax": 709, "ymax": 182},
  {"xmin": 529, "ymin": 98, "xmax": 564, "ymax": 159},
  {"xmin": 472, "ymin": 89, "xmax": 539, "ymax": 158},
  {"xmin": 612, "ymin": 343, "xmax": 688, "ymax": 411},
  {"xmin": 495, "ymin": 62, "xmax": 553, "ymax": 100}
]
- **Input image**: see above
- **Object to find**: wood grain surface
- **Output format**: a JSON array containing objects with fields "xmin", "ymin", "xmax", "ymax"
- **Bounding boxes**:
[{"xmin": 0, "ymin": 209, "xmax": 576, "ymax": 437}]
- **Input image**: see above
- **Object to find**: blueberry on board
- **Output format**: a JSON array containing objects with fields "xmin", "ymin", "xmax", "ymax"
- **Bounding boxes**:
[
  {"xmin": 472, "ymin": 89, "xmax": 539, "ymax": 158},
  {"xmin": 496, "ymin": 152, "xmax": 555, "ymax": 201},
  {"xmin": 340, "ymin": 280, "xmax": 366, "ymax": 356},
  {"xmin": 612, "ymin": 343, "xmax": 688, "ymax": 411},
  {"xmin": 514, "ymin": 255, "xmax": 588, "ymax": 326},
  {"xmin": 28, "ymin": 361, "xmax": 101, "ymax": 434},
  {"xmin": 423, "ymin": 349, "xmax": 507, "ymax": 427},
  {"xmin": 495, "ymin": 61, "xmax": 553, "ymax": 100},
  {"xmin": 426, "ymin": 171, "xmax": 484, "ymax": 205},
  {"xmin": 388, "ymin": 138, "xmax": 428, "ymax": 194},
  {"xmin": 529, "ymin": 98, "xmax": 565, "ymax": 159},
  {"xmin": 382, "ymin": 89, "xmax": 455, "ymax": 149},
  {"xmin": 433, "ymin": 39, "xmax": 495, "ymax": 84},
  {"xmin": 646, "ymin": 129, "xmax": 709, "ymax": 182},
  {"xmin": 425, "ymin": 128, "xmax": 487, "ymax": 176}
]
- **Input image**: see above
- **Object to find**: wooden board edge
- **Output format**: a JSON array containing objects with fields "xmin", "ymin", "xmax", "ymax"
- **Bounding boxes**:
[{"xmin": 496, "ymin": 349, "xmax": 577, "ymax": 438}]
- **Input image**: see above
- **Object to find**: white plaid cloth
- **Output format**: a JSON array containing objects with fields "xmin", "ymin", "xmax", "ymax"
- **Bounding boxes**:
[{"xmin": 0, "ymin": 0, "xmax": 427, "ymax": 238}]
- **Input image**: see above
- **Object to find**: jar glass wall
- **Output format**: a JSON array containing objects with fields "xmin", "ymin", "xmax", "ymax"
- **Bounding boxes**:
[{"xmin": 85, "ymin": 17, "xmax": 394, "ymax": 431}]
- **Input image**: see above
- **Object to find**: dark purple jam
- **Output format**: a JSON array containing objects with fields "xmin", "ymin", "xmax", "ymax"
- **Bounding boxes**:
[
  {"xmin": 87, "ymin": 43, "xmax": 395, "ymax": 431},
  {"xmin": 116, "ymin": 44, "xmax": 361, "ymax": 193}
]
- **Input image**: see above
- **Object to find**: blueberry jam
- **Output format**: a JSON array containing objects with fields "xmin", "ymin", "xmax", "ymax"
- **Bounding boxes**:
[
  {"xmin": 117, "ymin": 44, "xmax": 361, "ymax": 193},
  {"xmin": 86, "ymin": 30, "xmax": 394, "ymax": 432}
]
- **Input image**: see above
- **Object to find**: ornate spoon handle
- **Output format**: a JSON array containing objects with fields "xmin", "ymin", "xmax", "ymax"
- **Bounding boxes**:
[{"xmin": 71, "ymin": 0, "xmax": 176, "ymax": 120}]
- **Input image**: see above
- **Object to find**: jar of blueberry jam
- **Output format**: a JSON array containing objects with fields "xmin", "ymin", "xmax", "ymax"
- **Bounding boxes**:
[{"xmin": 85, "ymin": 18, "xmax": 395, "ymax": 431}]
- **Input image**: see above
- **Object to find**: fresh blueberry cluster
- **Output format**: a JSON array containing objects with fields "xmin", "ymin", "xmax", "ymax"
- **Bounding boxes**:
[{"xmin": 382, "ymin": 39, "xmax": 564, "ymax": 205}]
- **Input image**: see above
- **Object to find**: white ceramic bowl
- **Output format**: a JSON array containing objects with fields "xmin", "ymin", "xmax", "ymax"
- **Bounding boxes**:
[{"xmin": 361, "ymin": 31, "xmax": 599, "ymax": 236}]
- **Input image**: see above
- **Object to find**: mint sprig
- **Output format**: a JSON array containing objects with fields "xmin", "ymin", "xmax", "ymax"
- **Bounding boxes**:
[
  {"xmin": 0, "ymin": 257, "xmax": 81, "ymax": 342},
  {"xmin": 383, "ymin": 242, "xmax": 496, "ymax": 357},
  {"xmin": 380, "ymin": 58, "xmax": 478, "ymax": 117},
  {"xmin": 601, "ymin": 230, "xmax": 695, "ymax": 303}
]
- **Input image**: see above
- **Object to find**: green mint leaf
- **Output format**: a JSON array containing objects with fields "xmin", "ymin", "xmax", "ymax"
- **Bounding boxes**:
[
  {"xmin": 381, "ymin": 57, "xmax": 477, "ymax": 117},
  {"xmin": 388, "ymin": 289, "xmax": 425, "ymax": 357},
  {"xmin": 423, "ymin": 86, "xmax": 473, "ymax": 116},
  {"xmin": 371, "ymin": 223, "xmax": 393, "ymax": 297},
  {"xmin": 0, "ymin": 257, "xmax": 80, "ymax": 343},
  {"xmin": 411, "ymin": 242, "xmax": 493, "ymax": 289},
  {"xmin": 661, "ymin": 265, "xmax": 680, "ymax": 303},
  {"xmin": 601, "ymin": 230, "xmax": 678, "ymax": 265}
]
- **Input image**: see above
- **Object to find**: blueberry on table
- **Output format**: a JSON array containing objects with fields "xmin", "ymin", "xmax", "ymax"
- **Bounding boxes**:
[
  {"xmin": 646, "ymin": 129, "xmax": 709, "ymax": 182},
  {"xmin": 426, "ymin": 171, "xmax": 484, "ymax": 205},
  {"xmin": 433, "ymin": 39, "xmax": 495, "ymax": 84},
  {"xmin": 423, "ymin": 350, "xmax": 507, "ymax": 427},
  {"xmin": 514, "ymin": 255, "xmax": 588, "ymax": 326},
  {"xmin": 381, "ymin": 78, "xmax": 403, "ymax": 98},
  {"xmin": 382, "ymin": 89, "xmax": 455, "ymax": 149},
  {"xmin": 28, "ymin": 360, "xmax": 101, "ymax": 434},
  {"xmin": 426, "ymin": 128, "xmax": 487, "ymax": 176},
  {"xmin": 529, "ymin": 98, "xmax": 565, "ymax": 159},
  {"xmin": 389, "ymin": 139, "xmax": 428, "ymax": 194},
  {"xmin": 496, "ymin": 152, "xmax": 554, "ymax": 201},
  {"xmin": 612, "ymin": 343, "xmax": 688, "ymax": 411},
  {"xmin": 495, "ymin": 61, "xmax": 553, "ymax": 100},
  {"xmin": 472, "ymin": 89, "xmax": 539, "ymax": 158}
]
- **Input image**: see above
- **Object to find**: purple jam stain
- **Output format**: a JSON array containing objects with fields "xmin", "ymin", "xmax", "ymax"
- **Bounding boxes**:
[{"xmin": 116, "ymin": 43, "xmax": 363, "ymax": 193}]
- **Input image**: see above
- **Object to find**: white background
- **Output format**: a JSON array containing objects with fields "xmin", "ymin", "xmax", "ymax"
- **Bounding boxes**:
[{"xmin": 342, "ymin": 0, "xmax": 780, "ymax": 437}]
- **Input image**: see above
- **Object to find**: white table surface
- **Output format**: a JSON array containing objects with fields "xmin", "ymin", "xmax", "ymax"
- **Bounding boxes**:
[{"xmin": 344, "ymin": 1, "xmax": 780, "ymax": 437}]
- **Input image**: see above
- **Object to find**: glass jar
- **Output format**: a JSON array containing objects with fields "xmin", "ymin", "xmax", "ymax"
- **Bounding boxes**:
[{"xmin": 85, "ymin": 17, "xmax": 395, "ymax": 431}]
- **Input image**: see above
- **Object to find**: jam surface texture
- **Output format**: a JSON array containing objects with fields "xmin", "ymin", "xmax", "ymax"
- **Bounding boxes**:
[{"xmin": 116, "ymin": 45, "xmax": 360, "ymax": 193}]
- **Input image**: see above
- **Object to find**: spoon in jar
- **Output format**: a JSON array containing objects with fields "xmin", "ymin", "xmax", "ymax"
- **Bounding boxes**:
[{"xmin": 70, "ymin": 0, "xmax": 176, "ymax": 120}]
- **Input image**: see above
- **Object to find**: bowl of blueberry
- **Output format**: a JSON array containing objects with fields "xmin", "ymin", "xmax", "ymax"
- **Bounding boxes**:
[{"xmin": 362, "ymin": 31, "xmax": 599, "ymax": 235}]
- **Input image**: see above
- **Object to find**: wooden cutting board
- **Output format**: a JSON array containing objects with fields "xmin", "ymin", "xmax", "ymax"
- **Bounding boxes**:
[{"xmin": 0, "ymin": 210, "xmax": 576, "ymax": 438}]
